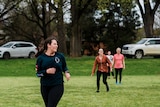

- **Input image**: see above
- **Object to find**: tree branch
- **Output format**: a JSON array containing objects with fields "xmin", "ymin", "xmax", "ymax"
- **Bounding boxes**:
[
  {"xmin": 152, "ymin": 0, "xmax": 160, "ymax": 15},
  {"xmin": 45, "ymin": 0, "xmax": 58, "ymax": 12},
  {"xmin": 136, "ymin": 0, "xmax": 145, "ymax": 19}
]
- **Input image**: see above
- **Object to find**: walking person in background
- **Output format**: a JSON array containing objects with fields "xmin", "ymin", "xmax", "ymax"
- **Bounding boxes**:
[
  {"xmin": 35, "ymin": 36, "xmax": 70, "ymax": 107},
  {"xmin": 113, "ymin": 47, "xmax": 125, "ymax": 85},
  {"xmin": 91, "ymin": 48, "xmax": 112, "ymax": 92},
  {"xmin": 106, "ymin": 51, "xmax": 115, "ymax": 79}
]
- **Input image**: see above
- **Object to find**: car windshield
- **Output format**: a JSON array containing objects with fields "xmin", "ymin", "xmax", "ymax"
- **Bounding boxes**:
[
  {"xmin": 1, "ymin": 43, "xmax": 14, "ymax": 48},
  {"xmin": 136, "ymin": 39, "xmax": 147, "ymax": 44}
]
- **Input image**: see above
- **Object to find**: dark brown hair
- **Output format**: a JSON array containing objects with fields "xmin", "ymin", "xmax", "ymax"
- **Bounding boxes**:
[
  {"xmin": 35, "ymin": 36, "xmax": 58, "ymax": 57},
  {"xmin": 44, "ymin": 36, "xmax": 58, "ymax": 51}
]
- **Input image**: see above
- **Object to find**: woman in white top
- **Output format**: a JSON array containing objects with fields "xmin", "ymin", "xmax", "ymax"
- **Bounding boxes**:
[{"xmin": 106, "ymin": 51, "xmax": 115, "ymax": 79}]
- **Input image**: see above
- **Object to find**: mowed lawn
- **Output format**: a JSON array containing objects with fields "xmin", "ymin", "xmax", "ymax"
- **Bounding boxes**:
[
  {"xmin": 0, "ymin": 76, "xmax": 159, "ymax": 107},
  {"xmin": 0, "ymin": 57, "xmax": 160, "ymax": 107}
]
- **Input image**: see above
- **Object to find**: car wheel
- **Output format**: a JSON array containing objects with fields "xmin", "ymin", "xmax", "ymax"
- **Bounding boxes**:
[
  {"xmin": 135, "ymin": 50, "xmax": 143, "ymax": 59},
  {"xmin": 3, "ymin": 52, "xmax": 10, "ymax": 59},
  {"xmin": 29, "ymin": 52, "xmax": 35, "ymax": 58}
]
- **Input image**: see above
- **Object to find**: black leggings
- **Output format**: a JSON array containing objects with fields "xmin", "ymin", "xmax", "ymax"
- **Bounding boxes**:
[
  {"xmin": 41, "ymin": 84, "xmax": 64, "ymax": 107},
  {"xmin": 96, "ymin": 71, "xmax": 108, "ymax": 91},
  {"xmin": 108, "ymin": 67, "xmax": 114, "ymax": 76},
  {"xmin": 115, "ymin": 68, "xmax": 123, "ymax": 83}
]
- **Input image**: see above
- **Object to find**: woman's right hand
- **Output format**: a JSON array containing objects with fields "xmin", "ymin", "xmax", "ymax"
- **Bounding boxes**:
[
  {"xmin": 46, "ymin": 68, "xmax": 56, "ymax": 74},
  {"xmin": 91, "ymin": 73, "xmax": 94, "ymax": 76}
]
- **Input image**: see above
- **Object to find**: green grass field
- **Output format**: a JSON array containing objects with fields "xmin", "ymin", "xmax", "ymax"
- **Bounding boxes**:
[{"xmin": 0, "ymin": 57, "xmax": 160, "ymax": 107}]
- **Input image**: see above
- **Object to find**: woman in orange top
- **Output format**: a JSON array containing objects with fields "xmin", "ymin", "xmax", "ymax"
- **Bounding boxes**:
[{"xmin": 91, "ymin": 48, "xmax": 112, "ymax": 92}]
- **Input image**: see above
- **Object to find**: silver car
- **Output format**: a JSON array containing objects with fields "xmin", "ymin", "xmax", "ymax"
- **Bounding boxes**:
[{"xmin": 0, "ymin": 41, "xmax": 38, "ymax": 59}]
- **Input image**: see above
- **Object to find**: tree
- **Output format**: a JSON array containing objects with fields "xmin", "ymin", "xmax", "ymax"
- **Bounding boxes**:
[
  {"xmin": 0, "ymin": 0, "xmax": 21, "ymax": 22},
  {"xmin": 1, "ymin": 0, "xmax": 68, "ymax": 54},
  {"xmin": 2, "ymin": 0, "xmax": 58, "ymax": 50},
  {"xmin": 70, "ymin": 0, "xmax": 94, "ymax": 57},
  {"xmin": 0, "ymin": 0, "xmax": 21, "ymax": 41},
  {"xmin": 136, "ymin": 0, "xmax": 160, "ymax": 37},
  {"xmin": 2, "ymin": 0, "xmax": 57, "ymax": 50},
  {"xmin": 46, "ymin": 0, "xmax": 67, "ymax": 54},
  {"xmin": 154, "ymin": 10, "xmax": 160, "ymax": 29},
  {"xmin": 96, "ymin": 0, "xmax": 140, "ymax": 53},
  {"xmin": 21, "ymin": 0, "xmax": 57, "ymax": 39}
]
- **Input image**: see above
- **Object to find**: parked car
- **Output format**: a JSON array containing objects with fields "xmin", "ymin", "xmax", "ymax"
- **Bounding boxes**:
[
  {"xmin": 0, "ymin": 41, "xmax": 38, "ymax": 59},
  {"xmin": 122, "ymin": 38, "xmax": 160, "ymax": 59}
]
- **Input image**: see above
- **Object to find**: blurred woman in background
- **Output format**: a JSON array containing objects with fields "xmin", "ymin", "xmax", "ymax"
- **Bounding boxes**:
[
  {"xmin": 91, "ymin": 48, "xmax": 112, "ymax": 92},
  {"xmin": 113, "ymin": 47, "xmax": 125, "ymax": 84}
]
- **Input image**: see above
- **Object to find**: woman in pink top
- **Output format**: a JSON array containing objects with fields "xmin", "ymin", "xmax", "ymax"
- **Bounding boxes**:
[{"xmin": 113, "ymin": 47, "xmax": 125, "ymax": 84}]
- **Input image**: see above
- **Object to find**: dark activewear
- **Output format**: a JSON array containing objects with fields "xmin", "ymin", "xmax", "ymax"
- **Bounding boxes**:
[{"xmin": 36, "ymin": 52, "xmax": 69, "ymax": 107}]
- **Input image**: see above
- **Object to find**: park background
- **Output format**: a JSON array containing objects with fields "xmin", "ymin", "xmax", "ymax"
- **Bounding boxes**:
[
  {"xmin": 0, "ymin": 1, "xmax": 160, "ymax": 107},
  {"xmin": 0, "ymin": 0, "xmax": 160, "ymax": 57}
]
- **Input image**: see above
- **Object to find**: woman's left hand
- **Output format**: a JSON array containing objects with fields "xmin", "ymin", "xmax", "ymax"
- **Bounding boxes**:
[
  {"xmin": 65, "ymin": 72, "xmax": 71, "ymax": 81},
  {"xmin": 110, "ymin": 67, "xmax": 112, "ymax": 71}
]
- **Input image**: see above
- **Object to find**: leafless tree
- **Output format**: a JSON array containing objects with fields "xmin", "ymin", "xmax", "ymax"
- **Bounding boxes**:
[{"xmin": 136, "ymin": 0, "xmax": 160, "ymax": 37}]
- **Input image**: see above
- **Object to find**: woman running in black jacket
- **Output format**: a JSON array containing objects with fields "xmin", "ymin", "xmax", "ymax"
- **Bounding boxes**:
[{"xmin": 35, "ymin": 36, "xmax": 70, "ymax": 107}]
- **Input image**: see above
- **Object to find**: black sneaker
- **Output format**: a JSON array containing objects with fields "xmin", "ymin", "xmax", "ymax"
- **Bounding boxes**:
[
  {"xmin": 106, "ymin": 86, "xmax": 109, "ymax": 92},
  {"xmin": 96, "ymin": 90, "xmax": 99, "ymax": 93}
]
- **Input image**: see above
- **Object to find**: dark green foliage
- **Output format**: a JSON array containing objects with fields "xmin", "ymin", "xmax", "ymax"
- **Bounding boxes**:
[{"xmin": 95, "ymin": 1, "xmax": 141, "ymax": 53}]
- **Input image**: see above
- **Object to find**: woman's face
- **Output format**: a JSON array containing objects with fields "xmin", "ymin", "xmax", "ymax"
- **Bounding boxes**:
[
  {"xmin": 48, "ymin": 39, "xmax": 58, "ymax": 53},
  {"xmin": 108, "ymin": 51, "xmax": 111, "ymax": 55},
  {"xmin": 116, "ymin": 48, "xmax": 121, "ymax": 54},
  {"xmin": 98, "ymin": 49, "xmax": 104, "ymax": 56}
]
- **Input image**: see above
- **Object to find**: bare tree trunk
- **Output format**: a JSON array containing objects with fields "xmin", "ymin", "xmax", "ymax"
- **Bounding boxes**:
[
  {"xmin": 143, "ymin": 14, "xmax": 154, "ymax": 38},
  {"xmin": 41, "ymin": 1, "xmax": 47, "ymax": 39},
  {"xmin": 137, "ymin": 0, "xmax": 160, "ymax": 38},
  {"xmin": 70, "ymin": 0, "xmax": 93, "ymax": 57},
  {"xmin": 57, "ymin": 0, "xmax": 67, "ymax": 54},
  {"xmin": 47, "ymin": 0, "xmax": 52, "ymax": 35},
  {"xmin": 70, "ymin": 0, "xmax": 82, "ymax": 57},
  {"xmin": 70, "ymin": 22, "xmax": 82, "ymax": 57}
]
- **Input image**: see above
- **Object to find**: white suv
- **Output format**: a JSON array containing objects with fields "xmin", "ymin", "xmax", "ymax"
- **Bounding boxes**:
[
  {"xmin": 122, "ymin": 38, "xmax": 160, "ymax": 59},
  {"xmin": 0, "ymin": 41, "xmax": 38, "ymax": 59}
]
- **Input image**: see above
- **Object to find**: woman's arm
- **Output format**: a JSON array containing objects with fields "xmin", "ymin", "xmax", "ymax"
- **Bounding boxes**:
[
  {"xmin": 123, "ymin": 56, "xmax": 125, "ymax": 69},
  {"xmin": 91, "ymin": 57, "xmax": 97, "ymax": 76}
]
